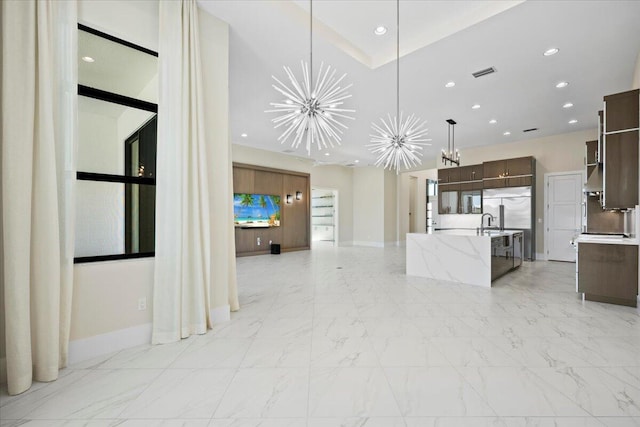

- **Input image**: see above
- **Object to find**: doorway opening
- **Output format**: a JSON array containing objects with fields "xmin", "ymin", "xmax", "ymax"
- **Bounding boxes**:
[
  {"xmin": 409, "ymin": 177, "xmax": 417, "ymax": 232},
  {"xmin": 311, "ymin": 188, "xmax": 338, "ymax": 246}
]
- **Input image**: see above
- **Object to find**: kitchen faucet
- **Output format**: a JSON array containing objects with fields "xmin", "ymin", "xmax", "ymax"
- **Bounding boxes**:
[{"xmin": 479, "ymin": 213, "xmax": 496, "ymax": 234}]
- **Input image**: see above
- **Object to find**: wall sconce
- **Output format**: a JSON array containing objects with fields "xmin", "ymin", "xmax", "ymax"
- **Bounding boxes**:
[
  {"xmin": 295, "ymin": 191, "xmax": 302, "ymax": 201},
  {"xmin": 286, "ymin": 194, "xmax": 293, "ymax": 204}
]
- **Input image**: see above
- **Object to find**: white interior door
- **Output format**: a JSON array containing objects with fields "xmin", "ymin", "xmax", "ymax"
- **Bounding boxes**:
[{"xmin": 547, "ymin": 173, "xmax": 582, "ymax": 262}]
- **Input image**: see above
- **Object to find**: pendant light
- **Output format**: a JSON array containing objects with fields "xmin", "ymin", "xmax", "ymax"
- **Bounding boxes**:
[
  {"xmin": 441, "ymin": 119, "xmax": 461, "ymax": 166},
  {"xmin": 368, "ymin": 0, "xmax": 431, "ymax": 173},
  {"xmin": 267, "ymin": 0, "xmax": 355, "ymax": 156}
]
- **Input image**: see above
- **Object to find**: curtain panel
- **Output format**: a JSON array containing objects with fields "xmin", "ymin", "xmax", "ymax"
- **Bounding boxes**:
[
  {"xmin": 153, "ymin": 0, "xmax": 213, "ymax": 343},
  {"xmin": 1, "ymin": 0, "xmax": 77, "ymax": 395}
]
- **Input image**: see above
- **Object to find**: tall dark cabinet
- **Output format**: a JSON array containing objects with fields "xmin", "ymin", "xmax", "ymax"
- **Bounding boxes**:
[{"xmin": 603, "ymin": 89, "xmax": 639, "ymax": 210}]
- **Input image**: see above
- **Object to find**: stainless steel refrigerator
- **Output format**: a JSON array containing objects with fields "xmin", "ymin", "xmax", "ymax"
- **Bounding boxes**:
[{"xmin": 483, "ymin": 186, "xmax": 536, "ymax": 260}]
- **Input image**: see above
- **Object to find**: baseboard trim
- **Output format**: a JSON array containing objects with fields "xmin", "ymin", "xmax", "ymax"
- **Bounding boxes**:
[
  {"xmin": 210, "ymin": 305, "xmax": 231, "ymax": 323},
  {"xmin": 68, "ymin": 323, "xmax": 152, "ymax": 366}
]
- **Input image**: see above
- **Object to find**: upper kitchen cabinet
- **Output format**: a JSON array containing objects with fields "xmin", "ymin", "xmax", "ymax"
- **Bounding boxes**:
[
  {"xmin": 439, "ymin": 183, "xmax": 460, "ymax": 214},
  {"xmin": 438, "ymin": 167, "xmax": 461, "ymax": 184},
  {"xmin": 602, "ymin": 89, "xmax": 639, "ymax": 210},
  {"xmin": 483, "ymin": 160, "xmax": 506, "ymax": 188},
  {"xmin": 604, "ymin": 130, "xmax": 639, "ymax": 209},
  {"xmin": 459, "ymin": 164, "xmax": 483, "ymax": 182},
  {"xmin": 604, "ymin": 89, "xmax": 639, "ymax": 133},
  {"xmin": 597, "ymin": 110, "xmax": 604, "ymax": 162},
  {"xmin": 506, "ymin": 156, "xmax": 535, "ymax": 176},
  {"xmin": 483, "ymin": 157, "xmax": 534, "ymax": 188}
]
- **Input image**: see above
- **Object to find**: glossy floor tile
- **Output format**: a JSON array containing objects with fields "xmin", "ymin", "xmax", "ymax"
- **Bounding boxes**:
[{"xmin": 1, "ymin": 245, "xmax": 639, "ymax": 425}]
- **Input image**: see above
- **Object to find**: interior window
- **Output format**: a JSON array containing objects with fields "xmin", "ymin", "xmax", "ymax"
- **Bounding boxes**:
[{"xmin": 74, "ymin": 24, "xmax": 158, "ymax": 263}]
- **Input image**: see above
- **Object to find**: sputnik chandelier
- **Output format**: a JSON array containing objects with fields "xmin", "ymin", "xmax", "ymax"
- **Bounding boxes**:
[
  {"xmin": 267, "ymin": 0, "xmax": 355, "ymax": 156},
  {"xmin": 368, "ymin": 0, "xmax": 431, "ymax": 173}
]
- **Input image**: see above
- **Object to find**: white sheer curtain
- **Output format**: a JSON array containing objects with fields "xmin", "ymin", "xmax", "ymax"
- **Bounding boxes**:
[
  {"xmin": 153, "ymin": 0, "xmax": 213, "ymax": 343},
  {"xmin": 1, "ymin": 0, "xmax": 77, "ymax": 395}
]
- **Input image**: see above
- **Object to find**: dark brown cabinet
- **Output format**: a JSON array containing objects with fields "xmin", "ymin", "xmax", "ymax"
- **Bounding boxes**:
[
  {"xmin": 604, "ymin": 89, "xmax": 639, "ymax": 132},
  {"xmin": 438, "ymin": 183, "xmax": 460, "ymax": 214},
  {"xmin": 604, "ymin": 130, "xmax": 639, "ymax": 209},
  {"xmin": 483, "ymin": 157, "xmax": 534, "ymax": 189},
  {"xmin": 578, "ymin": 243, "xmax": 638, "ymax": 307},
  {"xmin": 458, "ymin": 164, "xmax": 483, "ymax": 182},
  {"xmin": 438, "ymin": 164, "xmax": 483, "ymax": 214},
  {"xmin": 598, "ymin": 110, "xmax": 604, "ymax": 162},
  {"xmin": 506, "ymin": 156, "xmax": 534, "ymax": 176},
  {"xmin": 438, "ymin": 168, "xmax": 460, "ymax": 184},
  {"xmin": 483, "ymin": 160, "xmax": 506, "ymax": 179}
]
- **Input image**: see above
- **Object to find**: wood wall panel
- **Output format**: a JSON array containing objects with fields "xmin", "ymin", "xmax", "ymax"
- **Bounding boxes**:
[
  {"xmin": 254, "ymin": 170, "xmax": 283, "ymax": 195},
  {"xmin": 233, "ymin": 167, "xmax": 254, "ymax": 194},
  {"xmin": 233, "ymin": 163, "xmax": 310, "ymax": 256},
  {"xmin": 282, "ymin": 174, "xmax": 310, "ymax": 249}
]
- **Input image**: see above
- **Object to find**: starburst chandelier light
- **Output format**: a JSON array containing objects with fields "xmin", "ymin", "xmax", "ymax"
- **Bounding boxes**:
[
  {"xmin": 267, "ymin": 0, "xmax": 355, "ymax": 156},
  {"xmin": 442, "ymin": 119, "xmax": 461, "ymax": 166},
  {"xmin": 368, "ymin": 0, "xmax": 431, "ymax": 173}
]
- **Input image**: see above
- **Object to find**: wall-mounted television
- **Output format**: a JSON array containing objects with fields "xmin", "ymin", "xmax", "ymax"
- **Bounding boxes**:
[{"xmin": 233, "ymin": 193, "xmax": 281, "ymax": 228}]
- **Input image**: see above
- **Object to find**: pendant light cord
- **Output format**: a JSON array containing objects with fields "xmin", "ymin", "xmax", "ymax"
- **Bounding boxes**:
[
  {"xmin": 396, "ymin": 0, "xmax": 399, "ymax": 120},
  {"xmin": 310, "ymin": 0, "xmax": 313, "ymax": 87}
]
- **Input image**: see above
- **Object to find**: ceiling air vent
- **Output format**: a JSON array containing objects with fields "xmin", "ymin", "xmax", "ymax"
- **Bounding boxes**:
[
  {"xmin": 523, "ymin": 128, "xmax": 538, "ymax": 133},
  {"xmin": 472, "ymin": 67, "xmax": 497, "ymax": 78},
  {"xmin": 281, "ymin": 149, "xmax": 295, "ymax": 153},
  {"xmin": 345, "ymin": 163, "xmax": 356, "ymax": 167}
]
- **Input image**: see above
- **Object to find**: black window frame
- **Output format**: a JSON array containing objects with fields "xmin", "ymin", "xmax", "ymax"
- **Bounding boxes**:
[{"xmin": 74, "ymin": 23, "xmax": 158, "ymax": 264}]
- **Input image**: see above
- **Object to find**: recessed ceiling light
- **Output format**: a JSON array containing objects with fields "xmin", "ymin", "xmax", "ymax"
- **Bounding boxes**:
[
  {"xmin": 354, "ymin": 160, "xmax": 360, "ymax": 163},
  {"xmin": 503, "ymin": 131, "xmax": 511, "ymax": 136},
  {"xmin": 471, "ymin": 104, "xmax": 481, "ymax": 110},
  {"xmin": 543, "ymin": 47, "xmax": 559, "ymax": 56},
  {"xmin": 81, "ymin": 56, "xmax": 95, "ymax": 63},
  {"xmin": 563, "ymin": 102, "xmax": 574, "ymax": 108},
  {"xmin": 241, "ymin": 133, "xmax": 248, "ymax": 138},
  {"xmin": 489, "ymin": 119, "xmax": 497, "ymax": 124},
  {"xmin": 374, "ymin": 26, "xmax": 387, "ymax": 35},
  {"xmin": 324, "ymin": 152, "xmax": 330, "ymax": 156},
  {"xmin": 556, "ymin": 81, "xmax": 569, "ymax": 88},
  {"xmin": 445, "ymin": 81, "xmax": 455, "ymax": 88},
  {"xmin": 569, "ymin": 119, "xmax": 578, "ymax": 124}
]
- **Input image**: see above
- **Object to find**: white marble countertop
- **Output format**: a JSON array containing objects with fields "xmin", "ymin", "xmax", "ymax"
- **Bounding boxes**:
[
  {"xmin": 575, "ymin": 234, "xmax": 639, "ymax": 246},
  {"xmin": 429, "ymin": 229, "xmax": 523, "ymax": 238}
]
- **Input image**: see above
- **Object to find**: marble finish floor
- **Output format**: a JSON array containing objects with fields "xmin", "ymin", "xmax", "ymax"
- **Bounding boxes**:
[{"xmin": 1, "ymin": 245, "xmax": 640, "ymax": 426}]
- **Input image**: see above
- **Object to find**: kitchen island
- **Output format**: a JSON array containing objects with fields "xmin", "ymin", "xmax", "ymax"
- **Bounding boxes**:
[{"xmin": 406, "ymin": 230, "xmax": 524, "ymax": 287}]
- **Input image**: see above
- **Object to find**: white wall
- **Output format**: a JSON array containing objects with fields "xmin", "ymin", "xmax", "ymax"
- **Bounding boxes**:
[
  {"xmin": 633, "ymin": 51, "xmax": 640, "ymax": 89},
  {"xmin": 353, "ymin": 167, "xmax": 385, "ymax": 245},
  {"xmin": 400, "ymin": 129, "xmax": 596, "ymax": 256},
  {"xmin": 231, "ymin": 144, "xmax": 355, "ymax": 245},
  {"xmin": 384, "ymin": 170, "xmax": 398, "ymax": 244}
]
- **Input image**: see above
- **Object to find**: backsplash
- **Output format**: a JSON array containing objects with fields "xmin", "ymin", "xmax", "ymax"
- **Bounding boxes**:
[{"xmin": 437, "ymin": 214, "xmax": 483, "ymax": 230}]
